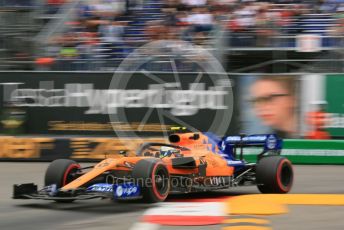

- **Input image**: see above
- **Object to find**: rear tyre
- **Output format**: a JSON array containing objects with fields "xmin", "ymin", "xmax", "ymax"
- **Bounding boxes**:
[
  {"xmin": 44, "ymin": 159, "xmax": 81, "ymax": 202},
  {"xmin": 132, "ymin": 159, "xmax": 170, "ymax": 203},
  {"xmin": 256, "ymin": 156, "xmax": 293, "ymax": 193}
]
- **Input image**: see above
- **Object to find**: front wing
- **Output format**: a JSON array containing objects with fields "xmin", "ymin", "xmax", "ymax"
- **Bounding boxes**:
[{"xmin": 13, "ymin": 183, "xmax": 142, "ymax": 201}]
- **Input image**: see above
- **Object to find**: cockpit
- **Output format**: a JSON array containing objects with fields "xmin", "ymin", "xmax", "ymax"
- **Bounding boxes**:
[{"xmin": 136, "ymin": 143, "xmax": 189, "ymax": 159}]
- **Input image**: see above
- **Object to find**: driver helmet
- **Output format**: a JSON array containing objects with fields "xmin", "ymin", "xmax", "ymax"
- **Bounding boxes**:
[{"xmin": 160, "ymin": 146, "xmax": 179, "ymax": 158}]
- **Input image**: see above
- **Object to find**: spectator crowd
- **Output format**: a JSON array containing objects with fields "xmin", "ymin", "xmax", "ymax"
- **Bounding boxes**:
[{"xmin": 1, "ymin": 0, "xmax": 344, "ymax": 70}]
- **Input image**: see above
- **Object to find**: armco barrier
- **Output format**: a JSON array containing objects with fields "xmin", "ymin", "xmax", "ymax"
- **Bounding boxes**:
[{"xmin": 0, "ymin": 136, "xmax": 343, "ymax": 164}]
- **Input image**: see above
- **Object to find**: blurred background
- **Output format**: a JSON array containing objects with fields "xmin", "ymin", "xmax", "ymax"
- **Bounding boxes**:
[
  {"xmin": 0, "ymin": 0, "xmax": 343, "ymax": 72},
  {"xmin": 0, "ymin": 0, "xmax": 344, "ymax": 160},
  {"xmin": 1, "ymin": 4, "xmax": 344, "ymax": 230}
]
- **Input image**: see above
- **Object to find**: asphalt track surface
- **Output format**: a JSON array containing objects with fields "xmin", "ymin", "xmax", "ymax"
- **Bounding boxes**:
[{"xmin": 1, "ymin": 163, "xmax": 344, "ymax": 230}]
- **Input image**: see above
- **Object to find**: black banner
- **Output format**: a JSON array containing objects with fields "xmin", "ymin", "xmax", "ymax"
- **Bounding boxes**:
[{"xmin": 0, "ymin": 72, "xmax": 239, "ymax": 136}]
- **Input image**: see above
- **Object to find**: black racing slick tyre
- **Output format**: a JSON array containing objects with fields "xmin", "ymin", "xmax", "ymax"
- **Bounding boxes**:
[
  {"xmin": 45, "ymin": 159, "xmax": 80, "ymax": 188},
  {"xmin": 256, "ymin": 156, "xmax": 293, "ymax": 194},
  {"xmin": 132, "ymin": 159, "xmax": 170, "ymax": 203},
  {"xmin": 45, "ymin": 159, "xmax": 80, "ymax": 203}
]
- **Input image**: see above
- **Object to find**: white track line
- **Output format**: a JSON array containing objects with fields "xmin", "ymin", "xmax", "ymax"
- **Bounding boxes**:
[{"xmin": 129, "ymin": 222, "xmax": 160, "ymax": 230}]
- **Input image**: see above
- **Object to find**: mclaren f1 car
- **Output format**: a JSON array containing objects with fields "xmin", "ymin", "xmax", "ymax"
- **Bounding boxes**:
[{"xmin": 13, "ymin": 131, "xmax": 293, "ymax": 203}]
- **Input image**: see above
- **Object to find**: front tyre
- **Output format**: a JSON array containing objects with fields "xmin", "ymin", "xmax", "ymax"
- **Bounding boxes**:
[
  {"xmin": 256, "ymin": 156, "xmax": 293, "ymax": 194},
  {"xmin": 132, "ymin": 159, "xmax": 170, "ymax": 203},
  {"xmin": 44, "ymin": 159, "xmax": 81, "ymax": 202}
]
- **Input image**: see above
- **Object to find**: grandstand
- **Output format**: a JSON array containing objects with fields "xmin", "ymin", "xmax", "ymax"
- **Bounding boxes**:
[{"xmin": 0, "ymin": 0, "xmax": 343, "ymax": 72}]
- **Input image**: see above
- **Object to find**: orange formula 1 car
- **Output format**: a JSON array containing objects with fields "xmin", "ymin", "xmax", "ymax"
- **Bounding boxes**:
[{"xmin": 13, "ymin": 131, "xmax": 293, "ymax": 203}]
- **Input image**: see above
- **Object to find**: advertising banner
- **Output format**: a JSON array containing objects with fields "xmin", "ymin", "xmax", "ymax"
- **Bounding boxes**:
[
  {"xmin": 238, "ymin": 75, "xmax": 300, "ymax": 139},
  {"xmin": 0, "ymin": 136, "xmax": 166, "ymax": 161},
  {"xmin": 325, "ymin": 74, "xmax": 344, "ymax": 137},
  {"xmin": 239, "ymin": 74, "xmax": 344, "ymax": 140},
  {"xmin": 301, "ymin": 74, "xmax": 344, "ymax": 139},
  {"xmin": 0, "ymin": 71, "xmax": 238, "ymax": 137},
  {"xmin": 1, "ymin": 72, "xmax": 342, "ymax": 140}
]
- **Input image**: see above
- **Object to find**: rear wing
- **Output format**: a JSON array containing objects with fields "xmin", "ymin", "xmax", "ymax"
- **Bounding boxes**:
[
  {"xmin": 218, "ymin": 134, "xmax": 283, "ymax": 161},
  {"xmin": 171, "ymin": 132, "xmax": 283, "ymax": 161},
  {"xmin": 221, "ymin": 134, "xmax": 282, "ymax": 152}
]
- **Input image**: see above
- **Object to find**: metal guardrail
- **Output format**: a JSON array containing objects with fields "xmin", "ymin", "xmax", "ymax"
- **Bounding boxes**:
[{"xmin": 2, "ymin": 55, "xmax": 344, "ymax": 73}]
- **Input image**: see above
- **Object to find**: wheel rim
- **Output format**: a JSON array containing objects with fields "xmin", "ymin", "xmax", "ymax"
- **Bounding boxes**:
[
  {"xmin": 280, "ymin": 163, "xmax": 292, "ymax": 187},
  {"xmin": 62, "ymin": 164, "xmax": 80, "ymax": 186},
  {"xmin": 154, "ymin": 167, "xmax": 169, "ymax": 197}
]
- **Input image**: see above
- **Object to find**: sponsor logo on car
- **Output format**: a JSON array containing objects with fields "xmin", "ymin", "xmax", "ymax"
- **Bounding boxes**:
[
  {"xmin": 266, "ymin": 135, "xmax": 277, "ymax": 149},
  {"xmin": 226, "ymin": 160, "xmax": 244, "ymax": 165},
  {"xmin": 245, "ymin": 136, "xmax": 267, "ymax": 142},
  {"xmin": 225, "ymin": 136, "xmax": 241, "ymax": 142},
  {"xmin": 45, "ymin": 184, "xmax": 57, "ymax": 196},
  {"xmin": 87, "ymin": 183, "xmax": 113, "ymax": 192},
  {"xmin": 114, "ymin": 183, "xmax": 140, "ymax": 199},
  {"xmin": 225, "ymin": 135, "xmax": 268, "ymax": 143}
]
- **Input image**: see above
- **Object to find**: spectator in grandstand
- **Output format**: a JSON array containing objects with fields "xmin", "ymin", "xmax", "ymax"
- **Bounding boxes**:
[
  {"xmin": 278, "ymin": 5, "xmax": 295, "ymax": 33},
  {"xmin": 210, "ymin": 1, "xmax": 231, "ymax": 23},
  {"xmin": 92, "ymin": 0, "xmax": 126, "ymax": 19},
  {"xmin": 249, "ymin": 76, "xmax": 299, "ymax": 138},
  {"xmin": 1, "ymin": 0, "xmax": 34, "ymax": 7},
  {"xmin": 77, "ymin": 0, "xmax": 126, "ymax": 31},
  {"xmin": 98, "ymin": 20, "xmax": 126, "ymax": 59},
  {"xmin": 172, "ymin": 11, "xmax": 193, "ymax": 41},
  {"xmin": 255, "ymin": 3, "xmax": 279, "ymax": 46},
  {"xmin": 181, "ymin": 0, "xmax": 207, "ymax": 8},
  {"xmin": 76, "ymin": 26, "xmax": 101, "ymax": 70},
  {"xmin": 334, "ymin": 3, "xmax": 344, "ymax": 21},
  {"xmin": 329, "ymin": 5, "xmax": 344, "ymax": 45},
  {"xmin": 184, "ymin": 6, "xmax": 215, "ymax": 44},
  {"xmin": 78, "ymin": 1, "xmax": 95, "ymax": 19},
  {"xmin": 337, "ymin": 3, "xmax": 344, "ymax": 13},
  {"xmin": 227, "ymin": 2, "xmax": 256, "ymax": 46},
  {"xmin": 319, "ymin": 0, "xmax": 338, "ymax": 13},
  {"xmin": 145, "ymin": 20, "xmax": 171, "ymax": 41},
  {"xmin": 46, "ymin": 0, "xmax": 66, "ymax": 14},
  {"xmin": 187, "ymin": 6, "xmax": 214, "ymax": 32},
  {"xmin": 57, "ymin": 32, "xmax": 79, "ymax": 70},
  {"xmin": 162, "ymin": 4, "xmax": 179, "ymax": 26},
  {"xmin": 232, "ymin": 2, "xmax": 256, "ymax": 31}
]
